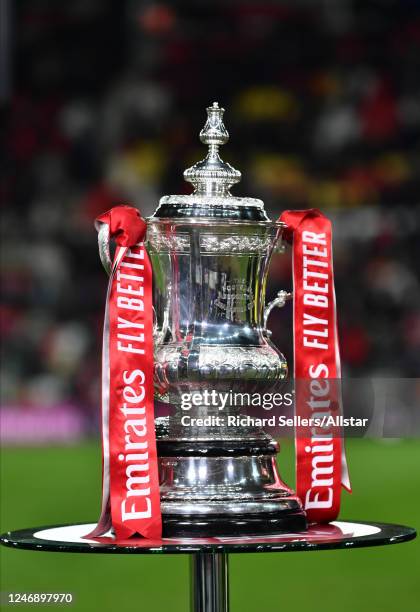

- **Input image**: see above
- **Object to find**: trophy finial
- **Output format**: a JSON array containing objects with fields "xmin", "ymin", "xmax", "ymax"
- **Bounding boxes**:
[
  {"xmin": 184, "ymin": 102, "xmax": 241, "ymax": 196},
  {"xmin": 199, "ymin": 102, "xmax": 229, "ymax": 146}
]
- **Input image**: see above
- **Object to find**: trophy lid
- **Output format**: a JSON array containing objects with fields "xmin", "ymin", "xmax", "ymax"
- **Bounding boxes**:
[
  {"xmin": 183, "ymin": 102, "xmax": 241, "ymax": 197},
  {"xmin": 152, "ymin": 102, "xmax": 269, "ymax": 221}
]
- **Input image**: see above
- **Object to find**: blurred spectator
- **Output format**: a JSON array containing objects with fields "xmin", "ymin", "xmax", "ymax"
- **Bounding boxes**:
[{"xmin": 1, "ymin": 0, "xmax": 419, "ymax": 438}]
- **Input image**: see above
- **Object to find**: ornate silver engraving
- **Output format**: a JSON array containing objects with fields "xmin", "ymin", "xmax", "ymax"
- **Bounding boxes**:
[
  {"xmin": 157, "ymin": 194, "xmax": 265, "ymax": 209},
  {"xmin": 197, "ymin": 345, "xmax": 287, "ymax": 379},
  {"xmin": 200, "ymin": 234, "xmax": 272, "ymax": 254},
  {"xmin": 214, "ymin": 279, "xmax": 254, "ymax": 318},
  {"xmin": 147, "ymin": 232, "xmax": 190, "ymax": 253},
  {"xmin": 153, "ymin": 344, "xmax": 287, "ymax": 385}
]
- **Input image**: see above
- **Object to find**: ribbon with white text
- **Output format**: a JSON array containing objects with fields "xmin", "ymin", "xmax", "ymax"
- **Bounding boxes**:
[
  {"xmin": 86, "ymin": 205, "xmax": 162, "ymax": 540},
  {"xmin": 280, "ymin": 209, "xmax": 351, "ymax": 523}
]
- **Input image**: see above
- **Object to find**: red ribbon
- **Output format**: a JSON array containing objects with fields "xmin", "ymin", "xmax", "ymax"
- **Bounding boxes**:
[
  {"xmin": 87, "ymin": 205, "xmax": 162, "ymax": 540},
  {"xmin": 280, "ymin": 209, "xmax": 351, "ymax": 523}
]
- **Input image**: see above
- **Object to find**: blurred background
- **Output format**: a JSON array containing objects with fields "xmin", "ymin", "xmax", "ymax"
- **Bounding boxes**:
[{"xmin": 1, "ymin": 1, "xmax": 419, "ymax": 611}]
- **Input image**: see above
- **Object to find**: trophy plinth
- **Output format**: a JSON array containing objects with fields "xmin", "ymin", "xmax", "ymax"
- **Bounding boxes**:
[{"xmin": 148, "ymin": 103, "xmax": 306, "ymax": 536}]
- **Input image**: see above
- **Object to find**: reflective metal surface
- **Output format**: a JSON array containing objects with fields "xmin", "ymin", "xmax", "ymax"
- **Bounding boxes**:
[
  {"xmin": 264, "ymin": 290, "xmax": 293, "ymax": 335},
  {"xmin": 151, "ymin": 102, "xmax": 268, "ymax": 221},
  {"xmin": 184, "ymin": 101, "xmax": 240, "ymax": 198},
  {"xmin": 94, "ymin": 103, "xmax": 306, "ymax": 532},
  {"xmin": 191, "ymin": 553, "xmax": 229, "ymax": 612},
  {"xmin": 148, "ymin": 219, "xmax": 288, "ymax": 398},
  {"xmin": 2, "ymin": 522, "xmax": 416, "ymax": 553},
  {"xmin": 97, "ymin": 224, "xmax": 112, "ymax": 276},
  {"xmin": 159, "ymin": 455, "xmax": 301, "ymax": 515},
  {"xmin": 146, "ymin": 103, "xmax": 305, "ymax": 533}
]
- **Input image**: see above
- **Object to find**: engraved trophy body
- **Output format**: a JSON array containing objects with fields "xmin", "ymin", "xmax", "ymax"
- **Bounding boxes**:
[{"xmin": 148, "ymin": 103, "xmax": 306, "ymax": 536}]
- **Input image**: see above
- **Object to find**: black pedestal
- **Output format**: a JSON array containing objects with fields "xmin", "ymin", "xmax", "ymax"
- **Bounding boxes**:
[{"xmin": 1, "ymin": 520, "xmax": 416, "ymax": 612}]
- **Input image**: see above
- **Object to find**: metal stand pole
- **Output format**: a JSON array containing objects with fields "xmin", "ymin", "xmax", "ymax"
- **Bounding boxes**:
[{"xmin": 190, "ymin": 552, "xmax": 229, "ymax": 612}]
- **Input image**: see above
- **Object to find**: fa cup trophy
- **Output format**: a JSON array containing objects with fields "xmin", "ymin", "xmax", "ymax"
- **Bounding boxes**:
[
  {"xmin": 95, "ymin": 102, "xmax": 308, "ymax": 538},
  {"xmin": 144, "ymin": 102, "xmax": 306, "ymax": 536}
]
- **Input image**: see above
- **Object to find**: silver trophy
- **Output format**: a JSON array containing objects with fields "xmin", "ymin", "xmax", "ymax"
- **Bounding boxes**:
[
  {"xmin": 100, "ymin": 102, "xmax": 306, "ymax": 536},
  {"xmin": 149, "ymin": 103, "xmax": 306, "ymax": 536}
]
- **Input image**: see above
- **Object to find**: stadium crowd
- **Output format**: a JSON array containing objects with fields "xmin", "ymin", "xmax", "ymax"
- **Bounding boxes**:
[{"xmin": 1, "ymin": 1, "xmax": 419, "ymax": 438}]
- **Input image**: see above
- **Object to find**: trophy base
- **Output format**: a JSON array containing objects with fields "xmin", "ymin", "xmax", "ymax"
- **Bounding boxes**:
[
  {"xmin": 157, "ymin": 423, "xmax": 307, "ymax": 538},
  {"xmin": 162, "ymin": 509, "xmax": 307, "ymax": 538}
]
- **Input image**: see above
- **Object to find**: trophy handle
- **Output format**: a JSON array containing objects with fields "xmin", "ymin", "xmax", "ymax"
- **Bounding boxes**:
[
  {"xmin": 263, "ymin": 290, "xmax": 292, "ymax": 336},
  {"xmin": 97, "ymin": 224, "xmax": 112, "ymax": 276},
  {"xmin": 97, "ymin": 222, "xmax": 169, "ymax": 404},
  {"xmin": 153, "ymin": 282, "xmax": 171, "ymax": 344},
  {"xmin": 98, "ymin": 223, "xmax": 165, "ymax": 343}
]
